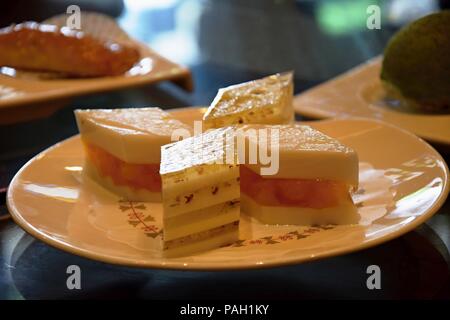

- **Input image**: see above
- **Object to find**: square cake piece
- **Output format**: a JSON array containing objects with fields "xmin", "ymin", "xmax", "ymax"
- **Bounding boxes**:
[
  {"xmin": 238, "ymin": 124, "xmax": 359, "ymax": 225},
  {"xmin": 203, "ymin": 72, "xmax": 294, "ymax": 128},
  {"xmin": 160, "ymin": 127, "xmax": 240, "ymax": 257},
  {"xmin": 75, "ymin": 107, "xmax": 191, "ymax": 202}
]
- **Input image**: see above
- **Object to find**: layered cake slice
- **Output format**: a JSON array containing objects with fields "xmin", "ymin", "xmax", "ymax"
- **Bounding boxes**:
[
  {"xmin": 160, "ymin": 127, "xmax": 240, "ymax": 256},
  {"xmin": 238, "ymin": 124, "xmax": 359, "ymax": 225},
  {"xmin": 75, "ymin": 107, "xmax": 191, "ymax": 202},
  {"xmin": 203, "ymin": 72, "xmax": 294, "ymax": 129}
]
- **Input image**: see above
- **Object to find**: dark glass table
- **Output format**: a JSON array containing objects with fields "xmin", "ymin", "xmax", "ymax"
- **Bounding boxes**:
[{"xmin": 1, "ymin": 0, "xmax": 449, "ymax": 299}]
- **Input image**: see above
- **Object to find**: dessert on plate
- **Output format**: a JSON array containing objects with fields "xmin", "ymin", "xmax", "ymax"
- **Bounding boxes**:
[
  {"xmin": 203, "ymin": 72, "xmax": 294, "ymax": 128},
  {"xmin": 72, "ymin": 73, "xmax": 361, "ymax": 257},
  {"xmin": 0, "ymin": 22, "xmax": 140, "ymax": 77},
  {"xmin": 238, "ymin": 124, "xmax": 359, "ymax": 225},
  {"xmin": 75, "ymin": 107, "xmax": 191, "ymax": 201},
  {"xmin": 160, "ymin": 127, "xmax": 240, "ymax": 257}
]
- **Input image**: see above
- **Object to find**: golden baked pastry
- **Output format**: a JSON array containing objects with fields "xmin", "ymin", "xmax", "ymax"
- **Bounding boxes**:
[{"xmin": 0, "ymin": 22, "xmax": 140, "ymax": 77}]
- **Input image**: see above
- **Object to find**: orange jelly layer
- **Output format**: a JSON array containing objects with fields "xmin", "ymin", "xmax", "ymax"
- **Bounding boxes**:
[
  {"xmin": 84, "ymin": 142, "xmax": 161, "ymax": 192},
  {"xmin": 240, "ymin": 165, "xmax": 350, "ymax": 209}
]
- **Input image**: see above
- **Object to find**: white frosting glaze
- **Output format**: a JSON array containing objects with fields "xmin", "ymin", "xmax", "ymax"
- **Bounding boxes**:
[
  {"xmin": 160, "ymin": 126, "xmax": 239, "ymax": 175},
  {"xmin": 75, "ymin": 107, "xmax": 192, "ymax": 164},
  {"xmin": 239, "ymin": 124, "xmax": 359, "ymax": 186}
]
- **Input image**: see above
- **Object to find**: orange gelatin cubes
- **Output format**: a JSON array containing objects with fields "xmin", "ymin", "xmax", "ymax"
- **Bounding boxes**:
[{"xmin": 84, "ymin": 142, "xmax": 161, "ymax": 192}]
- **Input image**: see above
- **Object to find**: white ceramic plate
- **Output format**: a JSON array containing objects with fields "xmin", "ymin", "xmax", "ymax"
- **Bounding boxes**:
[
  {"xmin": 0, "ymin": 13, "xmax": 192, "ymax": 124},
  {"xmin": 293, "ymin": 57, "xmax": 450, "ymax": 146},
  {"xmin": 7, "ymin": 108, "xmax": 449, "ymax": 270}
]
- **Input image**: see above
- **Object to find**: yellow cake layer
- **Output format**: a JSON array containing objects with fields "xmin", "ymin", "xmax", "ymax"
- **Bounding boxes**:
[
  {"xmin": 163, "ymin": 222, "xmax": 239, "ymax": 257},
  {"xmin": 162, "ymin": 165, "xmax": 240, "ymax": 199},
  {"xmin": 161, "ymin": 127, "xmax": 241, "ymax": 256},
  {"xmin": 163, "ymin": 177, "xmax": 240, "ymax": 218},
  {"xmin": 164, "ymin": 200, "xmax": 240, "ymax": 241},
  {"xmin": 241, "ymin": 194, "xmax": 359, "ymax": 225},
  {"xmin": 161, "ymin": 126, "xmax": 240, "ymax": 217}
]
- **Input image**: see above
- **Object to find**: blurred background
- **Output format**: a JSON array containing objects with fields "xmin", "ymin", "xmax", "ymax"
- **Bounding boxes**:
[{"xmin": 2, "ymin": 0, "xmax": 448, "ymax": 82}]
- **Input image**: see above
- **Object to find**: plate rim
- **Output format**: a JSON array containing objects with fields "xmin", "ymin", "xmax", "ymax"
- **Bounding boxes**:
[{"xmin": 6, "ymin": 115, "xmax": 450, "ymax": 270}]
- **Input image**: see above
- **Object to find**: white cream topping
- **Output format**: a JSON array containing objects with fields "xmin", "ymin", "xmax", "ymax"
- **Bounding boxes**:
[
  {"xmin": 75, "ymin": 107, "xmax": 192, "ymax": 164},
  {"xmin": 239, "ymin": 124, "xmax": 359, "ymax": 187},
  {"xmin": 160, "ymin": 126, "xmax": 239, "ymax": 175}
]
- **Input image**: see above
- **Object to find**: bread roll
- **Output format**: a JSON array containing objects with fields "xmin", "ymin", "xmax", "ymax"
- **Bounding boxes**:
[{"xmin": 0, "ymin": 22, "xmax": 140, "ymax": 77}]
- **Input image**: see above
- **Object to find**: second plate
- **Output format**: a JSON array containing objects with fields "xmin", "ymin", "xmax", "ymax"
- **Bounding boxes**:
[{"xmin": 293, "ymin": 57, "xmax": 450, "ymax": 146}]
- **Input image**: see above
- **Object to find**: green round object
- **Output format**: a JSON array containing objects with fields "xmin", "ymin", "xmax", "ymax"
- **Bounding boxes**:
[{"xmin": 381, "ymin": 11, "xmax": 450, "ymax": 112}]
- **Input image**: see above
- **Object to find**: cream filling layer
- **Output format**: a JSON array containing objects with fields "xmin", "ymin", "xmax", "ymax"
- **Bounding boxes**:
[
  {"xmin": 162, "ymin": 228, "xmax": 239, "ymax": 258},
  {"xmin": 162, "ymin": 165, "xmax": 239, "ymax": 198},
  {"xmin": 163, "ymin": 178, "xmax": 240, "ymax": 218},
  {"xmin": 164, "ymin": 201, "xmax": 240, "ymax": 241},
  {"xmin": 241, "ymin": 194, "xmax": 359, "ymax": 225}
]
